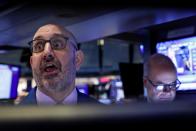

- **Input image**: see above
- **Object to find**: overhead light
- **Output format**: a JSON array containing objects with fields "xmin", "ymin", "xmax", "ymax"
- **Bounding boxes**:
[{"xmin": 97, "ymin": 39, "xmax": 104, "ymax": 46}]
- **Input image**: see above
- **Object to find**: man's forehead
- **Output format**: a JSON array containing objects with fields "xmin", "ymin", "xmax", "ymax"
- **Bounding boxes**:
[
  {"xmin": 34, "ymin": 25, "xmax": 67, "ymax": 38},
  {"xmin": 151, "ymin": 67, "xmax": 176, "ymax": 75},
  {"xmin": 150, "ymin": 69, "xmax": 177, "ymax": 82}
]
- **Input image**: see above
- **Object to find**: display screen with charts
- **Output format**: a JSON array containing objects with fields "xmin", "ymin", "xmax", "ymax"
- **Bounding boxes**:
[{"xmin": 156, "ymin": 36, "xmax": 196, "ymax": 91}]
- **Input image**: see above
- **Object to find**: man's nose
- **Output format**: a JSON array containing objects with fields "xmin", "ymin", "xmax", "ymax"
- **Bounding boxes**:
[
  {"xmin": 43, "ymin": 42, "xmax": 54, "ymax": 61},
  {"xmin": 163, "ymin": 86, "xmax": 171, "ymax": 92},
  {"xmin": 43, "ymin": 42, "xmax": 53, "ymax": 53}
]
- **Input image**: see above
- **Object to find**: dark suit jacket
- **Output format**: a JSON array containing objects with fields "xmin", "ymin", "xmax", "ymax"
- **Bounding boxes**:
[{"xmin": 20, "ymin": 87, "xmax": 100, "ymax": 105}]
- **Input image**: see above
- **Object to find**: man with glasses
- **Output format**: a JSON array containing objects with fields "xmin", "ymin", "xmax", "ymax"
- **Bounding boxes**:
[
  {"xmin": 21, "ymin": 23, "xmax": 99, "ymax": 105},
  {"xmin": 143, "ymin": 53, "xmax": 181, "ymax": 103}
]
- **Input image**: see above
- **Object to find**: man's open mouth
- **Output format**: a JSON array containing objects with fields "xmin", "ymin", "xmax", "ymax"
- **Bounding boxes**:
[
  {"xmin": 44, "ymin": 63, "xmax": 58, "ymax": 72},
  {"xmin": 41, "ymin": 63, "xmax": 60, "ymax": 78}
]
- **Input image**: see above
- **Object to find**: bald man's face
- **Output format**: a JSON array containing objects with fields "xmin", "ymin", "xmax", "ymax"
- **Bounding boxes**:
[
  {"xmin": 30, "ymin": 25, "xmax": 77, "ymax": 95},
  {"xmin": 145, "ymin": 68, "xmax": 177, "ymax": 103}
]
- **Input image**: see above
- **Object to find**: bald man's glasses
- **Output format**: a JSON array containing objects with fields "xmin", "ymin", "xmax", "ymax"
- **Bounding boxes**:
[
  {"xmin": 28, "ymin": 36, "xmax": 78, "ymax": 53},
  {"xmin": 147, "ymin": 78, "xmax": 181, "ymax": 91}
]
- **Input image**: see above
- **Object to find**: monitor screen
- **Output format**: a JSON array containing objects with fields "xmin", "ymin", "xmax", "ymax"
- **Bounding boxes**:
[
  {"xmin": 76, "ymin": 84, "xmax": 88, "ymax": 95},
  {"xmin": 156, "ymin": 36, "xmax": 196, "ymax": 91},
  {"xmin": 0, "ymin": 64, "xmax": 20, "ymax": 99}
]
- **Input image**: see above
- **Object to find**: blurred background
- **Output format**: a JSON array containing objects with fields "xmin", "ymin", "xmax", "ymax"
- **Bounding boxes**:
[{"xmin": 0, "ymin": 0, "xmax": 196, "ymax": 105}]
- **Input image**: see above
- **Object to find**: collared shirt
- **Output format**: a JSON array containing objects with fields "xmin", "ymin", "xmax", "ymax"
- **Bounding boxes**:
[{"xmin": 36, "ymin": 88, "xmax": 77, "ymax": 105}]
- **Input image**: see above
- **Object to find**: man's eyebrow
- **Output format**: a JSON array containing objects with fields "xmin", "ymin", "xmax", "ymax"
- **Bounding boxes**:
[
  {"xmin": 169, "ymin": 80, "xmax": 178, "ymax": 84},
  {"xmin": 34, "ymin": 36, "xmax": 44, "ymax": 40},
  {"xmin": 156, "ymin": 80, "xmax": 177, "ymax": 85},
  {"xmin": 155, "ymin": 81, "xmax": 164, "ymax": 84}
]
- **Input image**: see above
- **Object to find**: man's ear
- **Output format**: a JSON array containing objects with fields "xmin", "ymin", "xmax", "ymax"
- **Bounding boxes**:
[
  {"xmin": 30, "ymin": 56, "xmax": 33, "ymax": 68},
  {"xmin": 75, "ymin": 50, "xmax": 84, "ymax": 70}
]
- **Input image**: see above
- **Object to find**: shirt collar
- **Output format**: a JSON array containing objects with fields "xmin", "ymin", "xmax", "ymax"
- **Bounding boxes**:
[{"xmin": 36, "ymin": 88, "xmax": 78, "ymax": 105}]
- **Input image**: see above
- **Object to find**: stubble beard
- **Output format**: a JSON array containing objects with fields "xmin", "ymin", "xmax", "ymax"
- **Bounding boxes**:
[{"xmin": 32, "ymin": 61, "xmax": 76, "ymax": 95}]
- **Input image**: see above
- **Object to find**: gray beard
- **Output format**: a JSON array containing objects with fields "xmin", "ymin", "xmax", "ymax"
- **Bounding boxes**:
[{"xmin": 32, "ymin": 65, "xmax": 76, "ymax": 94}]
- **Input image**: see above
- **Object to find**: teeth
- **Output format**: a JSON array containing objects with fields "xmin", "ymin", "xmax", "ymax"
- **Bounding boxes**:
[
  {"xmin": 46, "ymin": 64, "xmax": 54, "ymax": 67},
  {"xmin": 43, "ymin": 63, "xmax": 58, "ymax": 73}
]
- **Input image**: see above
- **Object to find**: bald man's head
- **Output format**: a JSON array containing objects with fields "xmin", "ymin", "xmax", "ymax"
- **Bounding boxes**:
[
  {"xmin": 144, "ymin": 53, "xmax": 177, "ymax": 77},
  {"xmin": 33, "ymin": 23, "xmax": 78, "ymax": 49},
  {"xmin": 144, "ymin": 53, "xmax": 178, "ymax": 103}
]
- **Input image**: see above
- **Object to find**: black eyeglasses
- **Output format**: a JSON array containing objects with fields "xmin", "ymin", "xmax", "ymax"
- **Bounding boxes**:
[
  {"xmin": 28, "ymin": 36, "xmax": 78, "ymax": 53},
  {"xmin": 147, "ymin": 78, "xmax": 181, "ymax": 91}
]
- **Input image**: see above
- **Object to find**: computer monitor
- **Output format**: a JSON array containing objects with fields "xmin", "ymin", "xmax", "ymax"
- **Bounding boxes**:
[
  {"xmin": 77, "ymin": 84, "xmax": 88, "ymax": 95},
  {"xmin": 0, "ymin": 64, "xmax": 20, "ymax": 100},
  {"xmin": 156, "ymin": 36, "xmax": 196, "ymax": 91}
]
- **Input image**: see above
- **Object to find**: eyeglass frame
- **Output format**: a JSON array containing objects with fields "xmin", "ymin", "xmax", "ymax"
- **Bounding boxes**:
[
  {"xmin": 28, "ymin": 36, "xmax": 78, "ymax": 53},
  {"xmin": 146, "ymin": 78, "xmax": 181, "ymax": 91}
]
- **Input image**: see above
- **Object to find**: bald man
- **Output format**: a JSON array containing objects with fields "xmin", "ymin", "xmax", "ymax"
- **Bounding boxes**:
[
  {"xmin": 143, "ymin": 53, "xmax": 181, "ymax": 103},
  {"xmin": 21, "ymin": 23, "xmax": 99, "ymax": 105}
]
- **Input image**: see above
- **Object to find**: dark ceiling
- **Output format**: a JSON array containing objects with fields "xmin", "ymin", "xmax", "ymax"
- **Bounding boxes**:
[
  {"xmin": 0, "ymin": 0, "xmax": 195, "ymax": 47},
  {"xmin": 0, "ymin": 0, "xmax": 196, "ymax": 75}
]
